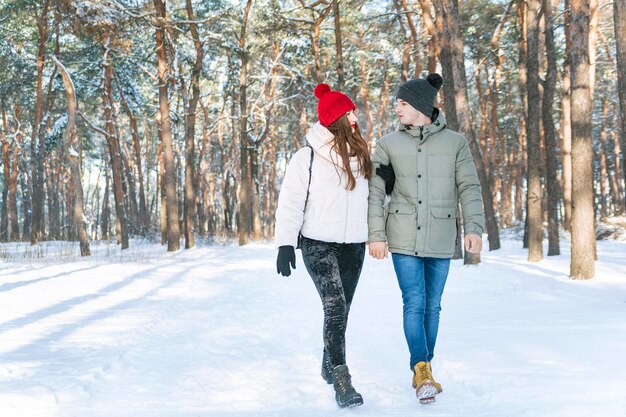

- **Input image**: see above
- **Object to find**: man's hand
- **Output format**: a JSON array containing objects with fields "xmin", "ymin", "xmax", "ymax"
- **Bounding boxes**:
[
  {"xmin": 369, "ymin": 241, "xmax": 388, "ymax": 259},
  {"xmin": 464, "ymin": 234, "xmax": 483, "ymax": 254}
]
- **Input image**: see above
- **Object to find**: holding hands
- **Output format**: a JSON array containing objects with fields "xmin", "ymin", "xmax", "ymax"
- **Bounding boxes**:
[{"xmin": 369, "ymin": 241, "xmax": 388, "ymax": 259}]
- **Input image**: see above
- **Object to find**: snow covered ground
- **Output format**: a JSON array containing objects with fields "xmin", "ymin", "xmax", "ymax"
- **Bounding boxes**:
[{"xmin": 1, "ymin": 236, "xmax": 625, "ymax": 417}]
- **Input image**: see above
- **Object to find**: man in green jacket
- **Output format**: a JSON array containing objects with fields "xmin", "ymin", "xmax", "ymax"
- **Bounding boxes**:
[{"xmin": 368, "ymin": 73, "xmax": 486, "ymax": 404}]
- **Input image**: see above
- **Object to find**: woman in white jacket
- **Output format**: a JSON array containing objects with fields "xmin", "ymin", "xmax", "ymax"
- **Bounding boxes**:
[{"xmin": 274, "ymin": 84, "xmax": 371, "ymax": 408}]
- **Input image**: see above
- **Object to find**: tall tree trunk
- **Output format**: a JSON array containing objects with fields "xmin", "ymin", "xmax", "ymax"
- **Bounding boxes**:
[
  {"xmin": 102, "ymin": 41, "xmax": 129, "ymax": 249},
  {"xmin": 30, "ymin": 1, "xmax": 50, "ymax": 245},
  {"xmin": 615, "ymin": 0, "xmax": 626, "ymax": 199},
  {"xmin": 419, "ymin": 0, "xmax": 440, "ymax": 74},
  {"xmin": 176, "ymin": 149, "xmax": 184, "ymax": 236},
  {"xmin": 598, "ymin": 98, "xmax": 609, "ymax": 219},
  {"xmin": 393, "ymin": 0, "xmax": 411, "ymax": 82},
  {"xmin": 197, "ymin": 100, "xmax": 212, "ymax": 236},
  {"xmin": 52, "ymin": 55, "xmax": 90, "ymax": 256},
  {"xmin": 158, "ymin": 143, "xmax": 167, "ymax": 244},
  {"xmin": 562, "ymin": 0, "xmax": 573, "ymax": 231},
  {"xmin": 20, "ymin": 159, "xmax": 32, "ymax": 241},
  {"xmin": 251, "ymin": 143, "xmax": 262, "ymax": 240},
  {"xmin": 36, "ymin": 14, "xmax": 61, "ymax": 241},
  {"xmin": 542, "ymin": 0, "xmax": 560, "ymax": 256},
  {"xmin": 8, "ymin": 104, "xmax": 21, "ymax": 240},
  {"xmin": 401, "ymin": 0, "xmax": 423, "ymax": 77},
  {"xmin": 63, "ymin": 152, "xmax": 74, "ymax": 241},
  {"xmin": 359, "ymin": 28, "xmax": 374, "ymax": 146},
  {"xmin": 102, "ymin": 161, "xmax": 111, "ymax": 241},
  {"xmin": 612, "ymin": 131, "xmax": 624, "ymax": 213},
  {"xmin": 144, "ymin": 117, "xmax": 155, "ymax": 228},
  {"xmin": 525, "ymin": 0, "xmax": 543, "ymax": 262},
  {"xmin": 227, "ymin": 64, "xmax": 238, "ymax": 237},
  {"xmin": 116, "ymin": 74, "xmax": 148, "ymax": 234},
  {"xmin": 238, "ymin": 0, "xmax": 253, "ymax": 246},
  {"xmin": 516, "ymin": 0, "xmax": 528, "ymax": 230},
  {"xmin": 309, "ymin": 4, "xmax": 332, "ymax": 83},
  {"xmin": 266, "ymin": 134, "xmax": 278, "ymax": 240},
  {"xmin": 118, "ymin": 139, "xmax": 139, "ymax": 233},
  {"xmin": 587, "ymin": 0, "xmax": 599, "ymax": 260},
  {"xmin": 596, "ymin": 34, "xmax": 622, "ymax": 214},
  {"xmin": 434, "ymin": 0, "xmax": 462, "ymax": 260},
  {"xmin": 0, "ymin": 133, "xmax": 9, "ymax": 242},
  {"xmin": 500, "ymin": 72, "xmax": 515, "ymax": 228},
  {"xmin": 433, "ymin": 0, "xmax": 500, "ymax": 264},
  {"xmin": 333, "ymin": 0, "xmax": 344, "ymax": 90},
  {"xmin": 569, "ymin": 0, "xmax": 595, "ymax": 279},
  {"xmin": 154, "ymin": 0, "xmax": 180, "ymax": 251},
  {"xmin": 488, "ymin": 70, "xmax": 502, "ymax": 225},
  {"xmin": 376, "ymin": 68, "xmax": 390, "ymax": 138},
  {"xmin": 476, "ymin": 66, "xmax": 491, "ymax": 176},
  {"xmin": 433, "ymin": 0, "xmax": 457, "ymax": 130},
  {"xmin": 217, "ymin": 118, "xmax": 231, "ymax": 235},
  {"xmin": 486, "ymin": 1, "xmax": 515, "ymax": 227},
  {"xmin": 183, "ymin": 0, "xmax": 203, "ymax": 249},
  {"xmin": 588, "ymin": 0, "xmax": 599, "ymax": 98},
  {"xmin": 46, "ymin": 155, "xmax": 60, "ymax": 239}
]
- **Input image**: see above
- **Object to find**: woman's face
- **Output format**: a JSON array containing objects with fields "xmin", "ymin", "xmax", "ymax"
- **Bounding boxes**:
[
  {"xmin": 394, "ymin": 99, "xmax": 421, "ymax": 126},
  {"xmin": 346, "ymin": 110, "xmax": 358, "ymax": 133}
]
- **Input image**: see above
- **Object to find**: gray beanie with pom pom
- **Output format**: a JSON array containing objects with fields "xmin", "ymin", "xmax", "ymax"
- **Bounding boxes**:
[{"xmin": 396, "ymin": 73, "xmax": 443, "ymax": 118}]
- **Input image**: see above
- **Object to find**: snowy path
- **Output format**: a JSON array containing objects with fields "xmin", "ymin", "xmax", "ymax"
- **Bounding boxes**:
[{"xmin": 1, "ymin": 238, "xmax": 626, "ymax": 417}]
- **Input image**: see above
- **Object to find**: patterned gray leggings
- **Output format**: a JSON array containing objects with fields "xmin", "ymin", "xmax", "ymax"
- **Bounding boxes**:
[{"xmin": 301, "ymin": 236, "xmax": 366, "ymax": 369}]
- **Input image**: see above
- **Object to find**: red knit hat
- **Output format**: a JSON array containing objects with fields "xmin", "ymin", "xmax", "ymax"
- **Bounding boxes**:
[{"xmin": 314, "ymin": 83, "xmax": 356, "ymax": 127}]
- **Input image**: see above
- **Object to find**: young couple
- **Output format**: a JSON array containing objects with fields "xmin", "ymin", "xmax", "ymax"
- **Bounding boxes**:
[{"xmin": 274, "ymin": 75, "xmax": 486, "ymax": 408}]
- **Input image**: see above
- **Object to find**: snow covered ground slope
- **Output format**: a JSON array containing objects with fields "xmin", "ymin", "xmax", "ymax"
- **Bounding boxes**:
[{"xmin": 1, "ymin": 238, "xmax": 625, "ymax": 417}]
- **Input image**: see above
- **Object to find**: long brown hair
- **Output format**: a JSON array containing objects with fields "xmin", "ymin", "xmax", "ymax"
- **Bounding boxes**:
[{"xmin": 326, "ymin": 114, "xmax": 372, "ymax": 190}]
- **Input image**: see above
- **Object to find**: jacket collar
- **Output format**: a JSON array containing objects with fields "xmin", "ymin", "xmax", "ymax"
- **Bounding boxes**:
[{"xmin": 398, "ymin": 108, "xmax": 447, "ymax": 142}]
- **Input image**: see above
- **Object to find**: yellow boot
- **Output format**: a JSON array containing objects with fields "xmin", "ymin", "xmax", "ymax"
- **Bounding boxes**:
[
  {"xmin": 412, "ymin": 361, "xmax": 438, "ymax": 403},
  {"xmin": 428, "ymin": 362, "xmax": 443, "ymax": 394},
  {"xmin": 412, "ymin": 362, "xmax": 442, "ymax": 393}
]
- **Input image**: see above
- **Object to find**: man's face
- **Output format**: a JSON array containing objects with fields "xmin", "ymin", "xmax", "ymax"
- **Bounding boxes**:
[{"xmin": 394, "ymin": 99, "xmax": 421, "ymax": 126}]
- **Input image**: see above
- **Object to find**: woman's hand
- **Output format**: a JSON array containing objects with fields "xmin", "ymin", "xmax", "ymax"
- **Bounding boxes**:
[
  {"xmin": 369, "ymin": 241, "xmax": 389, "ymax": 259},
  {"xmin": 276, "ymin": 246, "xmax": 296, "ymax": 276},
  {"xmin": 375, "ymin": 163, "xmax": 395, "ymax": 195}
]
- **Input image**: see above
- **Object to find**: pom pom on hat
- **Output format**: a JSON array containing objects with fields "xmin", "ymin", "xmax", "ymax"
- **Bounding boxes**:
[
  {"xmin": 426, "ymin": 73, "xmax": 443, "ymax": 91},
  {"xmin": 314, "ymin": 83, "xmax": 355, "ymax": 127},
  {"xmin": 314, "ymin": 83, "xmax": 332, "ymax": 99}
]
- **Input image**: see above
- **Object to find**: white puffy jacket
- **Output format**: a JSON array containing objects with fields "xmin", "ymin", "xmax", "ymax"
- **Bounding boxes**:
[{"xmin": 274, "ymin": 122, "xmax": 369, "ymax": 248}]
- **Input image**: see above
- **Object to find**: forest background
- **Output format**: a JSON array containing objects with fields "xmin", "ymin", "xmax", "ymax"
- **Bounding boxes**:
[{"xmin": 0, "ymin": 0, "xmax": 624, "ymax": 280}]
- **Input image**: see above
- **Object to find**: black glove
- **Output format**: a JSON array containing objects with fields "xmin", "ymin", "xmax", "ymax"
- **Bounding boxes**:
[
  {"xmin": 376, "ymin": 163, "xmax": 396, "ymax": 195},
  {"xmin": 276, "ymin": 245, "xmax": 296, "ymax": 277}
]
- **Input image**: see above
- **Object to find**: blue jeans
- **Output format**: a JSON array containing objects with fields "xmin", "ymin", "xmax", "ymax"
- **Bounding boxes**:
[{"xmin": 391, "ymin": 254, "xmax": 451, "ymax": 369}]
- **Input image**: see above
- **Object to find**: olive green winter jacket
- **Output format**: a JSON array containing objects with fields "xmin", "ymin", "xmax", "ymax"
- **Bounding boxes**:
[{"xmin": 368, "ymin": 111, "xmax": 486, "ymax": 258}]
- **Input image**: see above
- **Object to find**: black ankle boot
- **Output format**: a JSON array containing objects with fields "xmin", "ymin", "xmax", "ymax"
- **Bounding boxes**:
[
  {"xmin": 321, "ymin": 350, "xmax": 333, "ymax": 384},
  {"xmin": 331, "ymin": 365, "xmax": 363, "ymax": 408}
]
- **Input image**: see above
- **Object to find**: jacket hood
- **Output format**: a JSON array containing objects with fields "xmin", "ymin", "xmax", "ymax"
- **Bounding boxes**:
[{"xmin": 305, "ymin": 122, "xmax": 362, "ymax": 175}]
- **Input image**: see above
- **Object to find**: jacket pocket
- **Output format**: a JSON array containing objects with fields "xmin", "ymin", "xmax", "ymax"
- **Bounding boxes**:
[
  {"xmin": 388, "ymin": 202, "xmax": 416, "ymax": 215},
  {"xmin": 429, "ymin": 207, "xmax": 457, "ymax": 252},
  {"xmin": 387, "ymin": 202, "xmax": 416, "ymax": 250}
]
